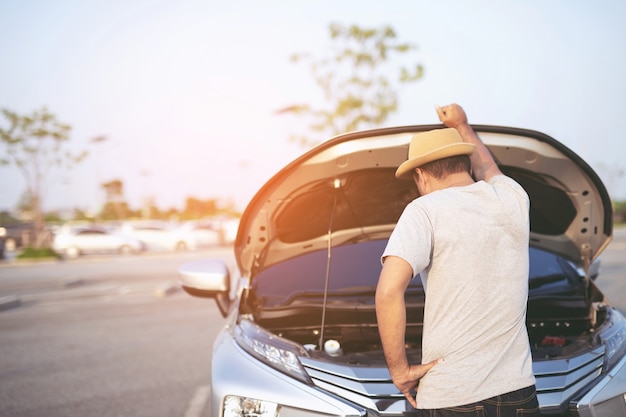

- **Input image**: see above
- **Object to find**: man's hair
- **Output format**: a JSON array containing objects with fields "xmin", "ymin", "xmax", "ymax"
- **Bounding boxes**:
[{"xmin": 418, "ymin": 155, "xmax": 471, "ymax": 180}]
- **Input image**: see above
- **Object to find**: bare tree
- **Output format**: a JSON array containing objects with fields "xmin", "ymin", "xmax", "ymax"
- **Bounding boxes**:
[
  {"xmin": 279, "ymin": 23, "xmax": 424, "ymax": 147},
  {"xmin": 0, "ymin": 107, "xmax": 87, "ymax": 247},
  {"xmin": 101, "ymin": 179, "xmax": 128, "ymax": 220}
]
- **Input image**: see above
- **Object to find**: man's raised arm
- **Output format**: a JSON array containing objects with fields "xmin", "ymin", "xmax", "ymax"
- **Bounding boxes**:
[{"xmin": 436, "ymin": 103, "xmax": 502, "ymax": 182}]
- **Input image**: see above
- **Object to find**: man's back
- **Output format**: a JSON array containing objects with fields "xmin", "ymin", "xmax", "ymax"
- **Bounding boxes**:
[
  {"xmin": 384, "ymin": 175, "xmax": 535, "ymax": 408},
  {"xmin": 377, "ymin": 104, "xmax": 539, "ymax": 415}
]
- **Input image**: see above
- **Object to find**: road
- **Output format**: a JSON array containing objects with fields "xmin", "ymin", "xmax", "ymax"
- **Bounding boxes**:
[
  {"xmin": 593, "ymin": 225, "xmax": 626, "ymax": 314},
  {"xmin": 0, "ymin": 248, "xmax": 234, "ymax": 417},
  {"xmin": 0, "ymin": 228, "xmax": 624, "ymax": 417}
]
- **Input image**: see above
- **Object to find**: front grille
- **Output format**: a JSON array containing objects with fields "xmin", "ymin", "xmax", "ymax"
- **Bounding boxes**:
[
  {"xmin": 300, "ymin": 357, "xmax": 406, "ymax": 414},
  {"xmin": 534, "ymin": 346, "xmax": 605, "ymax": 413},
  {"xmin": 300, "ymin": 346, "xmax": 605, "ymax": 415}
]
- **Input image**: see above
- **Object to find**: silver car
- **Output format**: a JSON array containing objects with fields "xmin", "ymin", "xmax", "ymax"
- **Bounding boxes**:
[
  {"xmin": 180, "ymin": 125, "xmax": 625, "ymax": 417},
  {"xmin": 52, "ymin": 226, "xmax": 144, "ymax": 258},
  {"xmin": 119, "ymin": 220, "xmax": 196, "ymax": 252}
]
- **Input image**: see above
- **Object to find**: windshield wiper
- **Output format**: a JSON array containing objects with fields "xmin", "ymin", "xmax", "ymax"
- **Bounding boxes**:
[
  {"xmin": 282, "ymin": 288, "xmax": 371, "ymax": 306},
  {"xmin": 528, "ymin": 274, "xmax": 567, "ymax": 289},
  {"xmin": 280, "ymin": 284, "xmax": 423, "ymax": 305}
]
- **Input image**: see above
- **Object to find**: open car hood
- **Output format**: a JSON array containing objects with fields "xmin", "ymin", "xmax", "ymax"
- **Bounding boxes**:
[{"xmin": 235, "ymin": 125, "xmax": 613, "ymax": 278}]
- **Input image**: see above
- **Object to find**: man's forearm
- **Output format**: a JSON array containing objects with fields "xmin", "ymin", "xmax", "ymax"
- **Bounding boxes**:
[
  {"xmin": 436, "ymin": 103, "xmax": 502, "ymax": 181},
  {"xmin": 456, "ymin": 123, "xmax": 501, "ymax": 182},
  {"xmin": 376, "ymin": 292, "xmax": 409, "ymax": 374}
]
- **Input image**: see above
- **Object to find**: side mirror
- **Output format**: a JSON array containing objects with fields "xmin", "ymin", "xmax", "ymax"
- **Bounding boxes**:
[{"xmin": 179, "ymin": 259, "xmax": 234, "ymax": 317}]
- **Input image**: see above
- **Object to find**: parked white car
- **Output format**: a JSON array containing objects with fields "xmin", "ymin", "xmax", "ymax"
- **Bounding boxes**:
[
  {"xmin": 52, "ymin": 226, "xmax": 144, "ymax": 258},
  {"xmin": 219, "ymin": 217, "xmax": 239, "ymax": 245},
  {"xmin": 119, "ymin": 221, "xmax": 196, "ymax": 252},
  {"xmin": 180, "ymin": 220, "xmax": 222, "ymax": 248}
]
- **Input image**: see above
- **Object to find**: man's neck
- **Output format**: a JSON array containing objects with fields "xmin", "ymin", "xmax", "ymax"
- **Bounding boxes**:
[{"xmin": 431, "ymin": 172, "xmax": 475, "ymax": 192}]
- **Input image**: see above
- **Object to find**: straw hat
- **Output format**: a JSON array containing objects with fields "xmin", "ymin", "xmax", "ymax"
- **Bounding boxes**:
[{"xmin": 395, "ymin": 128, "xmax": 476, "ymax": 179}]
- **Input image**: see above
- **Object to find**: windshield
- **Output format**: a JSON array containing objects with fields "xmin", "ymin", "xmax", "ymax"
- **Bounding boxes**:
[
  {"xmin": 252, "ymin": 240, "xmax": 389, "ymax": 306},
  {"xmin": 250, "ymin": 239, "xmax": 579, "ymax": 308}
]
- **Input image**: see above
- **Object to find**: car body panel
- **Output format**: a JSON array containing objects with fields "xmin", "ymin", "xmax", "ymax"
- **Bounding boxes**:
[
  {"xmin": 210, "ymin": 329, "xmax": 364, "ymax": 417},
  {"xmin": 574, "ymin": 352, "xmax": 626, "ymax": 416}
]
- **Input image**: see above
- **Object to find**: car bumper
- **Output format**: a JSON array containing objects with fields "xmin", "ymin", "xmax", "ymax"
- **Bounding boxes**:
[
  {"xmin": 210, "ymin": 327, "xmax": 626, "ymax": 417},
  {"xmin": 572, "ymin": 352, "xmax": 626, "ymax": 416}
]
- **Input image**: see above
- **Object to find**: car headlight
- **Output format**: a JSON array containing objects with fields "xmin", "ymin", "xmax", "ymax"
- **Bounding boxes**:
[
  {"xmin": 599, "ymin": 307, "xmax": 626, "ymax": 370},
  {"xmin": 234, "ymin": 318, "xmax": 311, "ymax": 384},
  {"xmin": 223, "ymin": 395, "xmax": 279, "ymax": 417}
]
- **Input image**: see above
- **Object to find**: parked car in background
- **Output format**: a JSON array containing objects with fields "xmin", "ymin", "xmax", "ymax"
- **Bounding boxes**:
[
  {"xmin": 0, "ymin": 229, "xmax": 5, "ymax": 259},
  {"xmin": 119, "ymin": 220, "xmax": 196, "ymax": 252},
  {"xmin": 219, "ymin": 217, "xmax": 239, "ymax": 245},
  {"xmin": 52, "ymin": 225, "xmax": 145, "ymax": 258},
  {"xmin": 179, "ymin": 124, "xmax": 625, "ymax": 417},
  {"xmin": 180, "ymin": 218, "xmax": 240, "ymax": 247},
  {"xmin": 180, "ymin": 220, "xmax": 222, "ymax": 248},
  {"xmin": 0, "ymin": 221, "xmax": 34, "ymax": 252}
]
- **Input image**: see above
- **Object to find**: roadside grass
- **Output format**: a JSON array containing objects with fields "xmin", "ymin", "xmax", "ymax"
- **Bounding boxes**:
[{"xmin": 16, "ymin": 247, "xmax": 61, "ymax": 260}]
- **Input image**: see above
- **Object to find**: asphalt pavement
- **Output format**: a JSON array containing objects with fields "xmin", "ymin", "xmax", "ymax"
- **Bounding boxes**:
[
  {"xmin": 0, "ymin": 247, "xmax": 235, "ymax": 311},
  {"xmin": 1, "ymin": 226, "xmax": 624, "ymax": 312}
]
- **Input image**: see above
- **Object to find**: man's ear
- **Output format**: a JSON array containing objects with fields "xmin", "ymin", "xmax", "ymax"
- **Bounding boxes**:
[
  {"xmin": 414, "ymin": 168, "xmax": 426, "ymax": 184},
  {"xmin": 412, "ymin": 169, "xmax": 420, "ymax": 186}
]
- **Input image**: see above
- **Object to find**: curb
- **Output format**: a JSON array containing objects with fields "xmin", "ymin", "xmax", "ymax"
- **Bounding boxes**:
[
  {"xmin": 154, "ymin": 282, "xmax": 179, "ymax": 298},
  {"xmin": 0, "ymin": 295, "xmax": 21, "ymax": 311},
  {"xmin": 61, "ymin": 279, "xmax": 84, "ymax": 288}
]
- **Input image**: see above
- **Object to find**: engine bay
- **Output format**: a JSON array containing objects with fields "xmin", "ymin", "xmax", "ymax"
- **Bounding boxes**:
[
  {"xmin": 248, "ymin": 278, "xmax": 609, "ymax": 364},
  {"xmin": 245, "ymin": 238, "xmax": 609, "ymax": 364}
]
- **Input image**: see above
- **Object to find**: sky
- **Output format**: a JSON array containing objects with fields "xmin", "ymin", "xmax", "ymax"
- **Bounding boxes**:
[{"xmin": 1, "ymin": 0, "xmax": 625, "ymax": 216}]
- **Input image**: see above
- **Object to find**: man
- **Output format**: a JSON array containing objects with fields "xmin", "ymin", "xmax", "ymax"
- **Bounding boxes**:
[{"xmin": 375, "ymin": 103, "xmax": 538, "ymax": 416}]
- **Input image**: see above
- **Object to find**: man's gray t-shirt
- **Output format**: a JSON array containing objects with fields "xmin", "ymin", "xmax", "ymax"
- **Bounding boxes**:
[{"xmin": 382, "ymin": 175, "xmax": 535, "ymax": 409}]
